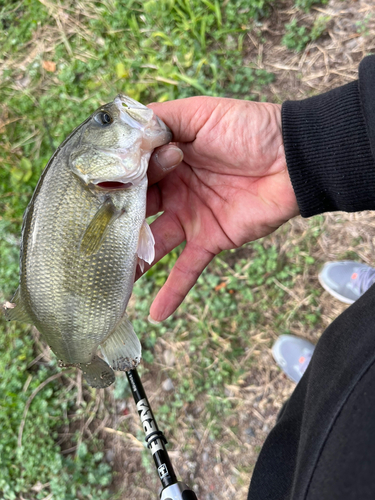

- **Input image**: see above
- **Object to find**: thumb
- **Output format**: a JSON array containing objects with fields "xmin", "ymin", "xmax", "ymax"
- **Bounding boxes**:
[{"xmin": 148, "ymin": 144, "xmax": 183, "ymax": 185}]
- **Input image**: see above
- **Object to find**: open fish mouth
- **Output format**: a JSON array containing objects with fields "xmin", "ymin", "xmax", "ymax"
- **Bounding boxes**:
[{"xmin": 95, "ymin": 181, "xmax": 133, "ymax": 190}]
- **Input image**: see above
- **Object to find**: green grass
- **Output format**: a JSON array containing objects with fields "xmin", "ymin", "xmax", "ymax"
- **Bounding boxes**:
[
  {"xmin": 0, "ymin": 0, "xmax": 334, "ymax": 497},
  {"xmin": 0, "ymin": 319, "xmax": 112, "ymax": 500},
  {"xmin": 294, "ymin": 0, "xmax": 328, "ymax": 11},
  {"xmin": 282, "ymin": 14, "xmax": 331, "ymax": 52},
  {"xmin": 356, "ymin": 14, "xmax": 373, "ymax": 37}
]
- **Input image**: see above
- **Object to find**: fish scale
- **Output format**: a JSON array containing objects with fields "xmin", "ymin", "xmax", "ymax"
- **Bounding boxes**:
[{"xmin": 3, "ymin": 95, "xmax": 171, "ymax": 388}]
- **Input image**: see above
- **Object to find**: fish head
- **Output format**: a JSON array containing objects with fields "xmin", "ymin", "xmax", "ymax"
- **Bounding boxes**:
[{"xmin": 70, "ymin": 94, "xmax": 172, "ymax": 189}]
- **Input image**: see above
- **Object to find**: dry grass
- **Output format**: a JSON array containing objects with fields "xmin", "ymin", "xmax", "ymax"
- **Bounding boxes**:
[{"xmin": 248, "ymin": 0, "xmax": 375, "ymax": 100}]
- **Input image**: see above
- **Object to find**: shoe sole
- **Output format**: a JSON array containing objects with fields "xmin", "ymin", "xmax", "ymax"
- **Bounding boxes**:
[{"xmin": 318, "ymin": 273, "xmax": 355, "ymax": 305}]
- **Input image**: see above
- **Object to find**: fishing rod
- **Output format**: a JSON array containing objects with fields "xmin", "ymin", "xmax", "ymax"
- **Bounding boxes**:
[{"xmin": 126, "ymin": 369, "xmax": 198, "ymax": 500}]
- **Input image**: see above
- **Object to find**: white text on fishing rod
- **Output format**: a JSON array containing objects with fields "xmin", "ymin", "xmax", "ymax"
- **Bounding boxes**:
[{"xmin": 137, "ymin": 398, "xmax": 163, "ymax": 455}]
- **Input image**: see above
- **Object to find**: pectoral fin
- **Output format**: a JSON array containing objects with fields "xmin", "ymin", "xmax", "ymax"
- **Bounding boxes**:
[
  {"xmin": 2, "ymin": 287, "xmax": 33, "ymax": 324},
  {"xmin": 137, "ymin": 220, "xmax": 155, "ymax": 272},
  {"xmin": 80, "ymin": 198, "xmax": 122, "ymax": 256},
  {"xmin": 100, "ymin": 313, "xmax": 141, "ymax": 371}
]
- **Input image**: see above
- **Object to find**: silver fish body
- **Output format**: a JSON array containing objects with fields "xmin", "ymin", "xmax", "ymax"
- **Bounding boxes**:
[{"xmin": 4, "ymin": 95, "xmax": 171, "ymax": 388}]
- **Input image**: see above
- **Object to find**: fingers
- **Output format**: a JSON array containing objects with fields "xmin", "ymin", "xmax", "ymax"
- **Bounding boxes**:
[
  {"xmin": 135, "ymin": 210, "xmax": 185, "ymax": 281},
  {"xmin": 148, "ymin": 144, "xmax": 183, "ymax": 186},
  {"xmin": 149, "ymin": 242, "xmax": 215, "ymax": 322},
  {"xmin": 148, "ymin": 96, "xmax": 223, "ymax": 143},
  {"xmin": 146, "ymin": 184, "xmax": 162, "ymax": 218},
  {"xmin": 151, "ymin": 211, "xmax": 186, "ymax": 264}
]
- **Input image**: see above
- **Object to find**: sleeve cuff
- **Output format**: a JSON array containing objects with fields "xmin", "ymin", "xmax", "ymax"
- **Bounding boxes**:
[{"xmin": 282, "ymin": 79, "xmax": 375, "ymax": 217}]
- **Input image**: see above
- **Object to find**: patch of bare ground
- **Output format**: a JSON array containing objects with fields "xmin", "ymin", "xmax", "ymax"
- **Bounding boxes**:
[{"xmin": 247, "ymin": 0, "xmax": 375, "ymax": 101}]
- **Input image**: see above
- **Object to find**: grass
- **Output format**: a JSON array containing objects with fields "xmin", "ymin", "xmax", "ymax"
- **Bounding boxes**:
[
  {"xmin": 0, "ymin": 319, "xmax": 112, "ymax": 500},
  {"xmin": 0, "ymin": 0, "xmax": 340, "ymax": 498},
  {"xmin": 282, "ymin": 15, "xmax": 331, "ymax": 52}
]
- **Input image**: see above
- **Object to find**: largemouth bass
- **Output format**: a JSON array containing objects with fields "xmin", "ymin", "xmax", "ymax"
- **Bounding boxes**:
[{"xmin": 3, "ymin": 95, "xmax": 171, "ymax": 388}]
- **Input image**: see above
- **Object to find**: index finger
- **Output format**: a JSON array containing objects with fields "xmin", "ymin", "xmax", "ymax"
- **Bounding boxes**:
[{"xmin": 148, "ymin": 96, "xmax": 223, "ymax": 143}]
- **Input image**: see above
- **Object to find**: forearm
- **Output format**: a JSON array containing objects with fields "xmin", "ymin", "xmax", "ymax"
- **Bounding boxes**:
[{"xmin": 282, "ymin": 55, "xmax": 375, "ymax": 217}]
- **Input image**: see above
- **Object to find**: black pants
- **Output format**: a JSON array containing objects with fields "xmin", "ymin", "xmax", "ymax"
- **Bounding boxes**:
[{"xmin": 247, "ymin": 284, "xmax": 375, "ymax": 500}]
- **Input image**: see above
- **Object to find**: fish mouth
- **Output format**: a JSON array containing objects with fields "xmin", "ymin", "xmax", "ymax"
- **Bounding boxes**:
[{"xmin": 95, "ymin": 181, "xmax": 133, "ymax": 190}]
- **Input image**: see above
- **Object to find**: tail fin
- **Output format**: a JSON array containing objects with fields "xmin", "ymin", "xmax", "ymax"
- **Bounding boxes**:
[{"xmin": 79, "ymin": 355, "xmax": 115, "ymax": 388}]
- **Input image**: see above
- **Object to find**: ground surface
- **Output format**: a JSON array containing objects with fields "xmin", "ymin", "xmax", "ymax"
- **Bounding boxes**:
[
  {"xmin": 106, "ymin": 2, "xmax": 375, "ymax": 499},
  {"xmin": 1, "ymin": 1, "xmax": 375, "ymax": 499}
]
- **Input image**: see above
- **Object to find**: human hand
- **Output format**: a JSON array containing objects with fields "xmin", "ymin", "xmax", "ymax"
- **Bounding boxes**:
[{"xmin": 145, "ymin": 97, "xmax": 299, "ymax": 322}]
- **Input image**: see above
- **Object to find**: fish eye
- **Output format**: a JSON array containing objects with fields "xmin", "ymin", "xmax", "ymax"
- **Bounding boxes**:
[{"xmin": 95, "ymin": 111, "xmax": 113, "ymax": 126}]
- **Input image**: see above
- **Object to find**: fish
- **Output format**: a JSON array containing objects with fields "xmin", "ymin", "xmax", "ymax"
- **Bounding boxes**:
[{"xmin": 3, "ymin": 94, "xmax": 172, "ymax": 388}]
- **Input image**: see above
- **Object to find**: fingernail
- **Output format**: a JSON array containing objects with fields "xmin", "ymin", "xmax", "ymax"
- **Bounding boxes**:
[
  {"xmin": 155, "ymin": 146, "xmax": 183, "ymax": 171},
  {"xmin": 148, "ymin": 314, "xmax": 161, "ymax": 325}
]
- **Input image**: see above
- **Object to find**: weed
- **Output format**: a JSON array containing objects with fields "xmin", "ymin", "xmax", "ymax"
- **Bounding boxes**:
[
  {"xmin": 337, "ymin": 250, "xmax": 361, "ymax": 261},
  {"xmin": 356, "ymin": 14, "xmax": 373, "ymax": 37},
  {"xmin": 310, "ymin": 15, "xmax": 331, "ymax": 41},
  {"xmin": 282, "ymin": 19, "xmax": 311, "ymax": 52},
  {"xmin": 294, "ymin": 0, "xmax": 328, "ymax": 12},
  {"xmin": 282, "ymin": 14, "xmax": 330, "ymax": 52}
]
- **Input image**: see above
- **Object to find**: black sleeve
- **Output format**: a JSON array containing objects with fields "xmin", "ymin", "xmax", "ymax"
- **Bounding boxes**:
[{"xmin": 282, "ymin": 55, "xmax": 375, "ymax": 217}]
